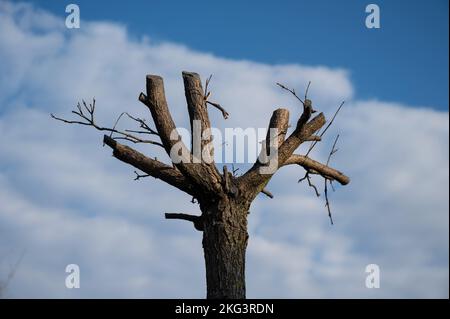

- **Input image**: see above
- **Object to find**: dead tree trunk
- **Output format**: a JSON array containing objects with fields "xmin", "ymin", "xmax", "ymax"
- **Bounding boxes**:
[
  {"xmin": 52, "ymin": 71, "xmax": 350, "ymax": 299},
  {"xmin": 201, "ymin": 198, "xmax": 249, "ymax": 298}
]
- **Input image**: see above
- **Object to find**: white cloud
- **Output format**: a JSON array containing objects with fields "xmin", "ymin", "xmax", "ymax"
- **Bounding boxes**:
[{"xmin": 0, "ymin": 1, "xmax": 448, "ymax": 298}]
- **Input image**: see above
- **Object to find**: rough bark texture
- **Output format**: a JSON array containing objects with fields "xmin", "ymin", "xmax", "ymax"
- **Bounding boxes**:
[
  {"xmin": 201, "ymin": 197, "xmax": 249, "ymax": 299},
  {"xmin": 54, "ymin": 71, "xmax": 350, "ymax": 299}
]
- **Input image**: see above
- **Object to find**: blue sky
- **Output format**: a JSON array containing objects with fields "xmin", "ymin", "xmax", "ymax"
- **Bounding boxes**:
[
  {"xmin": 0, "ymin": 1, "xmax": 448, "ymax": 298},
  {"xmin": 31, "ymin": 0, "xmax": 449, "ymax": 110}
]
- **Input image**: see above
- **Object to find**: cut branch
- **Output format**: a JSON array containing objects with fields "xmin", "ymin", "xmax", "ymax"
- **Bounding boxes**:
[
  {"xmin": 265, "ymin": 108, "xmax": 290, "ymax": 155},
  {"xmin": 261, "ymin": 188, "xmax": 274, "ymax": 199},
  {"xmin": 182, "ymin": 71, "xmax": 214, "ymax": 160},
  {"xmin": 165, "ymin": 213, "xmax": 204, "ymax": 231},
  {"xmin": 139, "ymin": 75, "xmax": 222, "ymax": 193},
  {"xmin": 305, "ymin": 135, "xmax": 321, "ymax": 142},
  {"xmin": 103, "ymin": 135, "xmax": 195, "ymax": 196},
  {"xmin": 182, "ymin": 71, "xmax": 222, "ymax": 188},
  {"xmin": 277, "ymin": 112, "xmax": 325, "ymax": 165},
  {"xmin": 238, "ymin": 110, "xmax": 326, "ymax": 198},
  {"xmin": 139, "ymin": 76, "xmax": 190, "ymax": 156},
  {"xmin": 238, "ymin": 80, "xmax": 348, "ymax": 203},
  {"xmin": 283, "ymin": 154, "xmax": 350, "ymax": 185}
]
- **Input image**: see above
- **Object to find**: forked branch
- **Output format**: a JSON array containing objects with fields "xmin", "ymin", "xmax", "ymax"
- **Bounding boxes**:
[
  {"xmin": 139, "ymin": 74, "xmax": 222, "ymax": 194},
  {"xmin": 239, "ymin": 81, "xmax": 349, "ymax": 224}
]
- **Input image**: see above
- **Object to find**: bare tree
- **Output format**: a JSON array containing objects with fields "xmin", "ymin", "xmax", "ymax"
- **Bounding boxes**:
[{"xmin": 52, "ymin": 72, "xmax": 350, "ymax": 299}]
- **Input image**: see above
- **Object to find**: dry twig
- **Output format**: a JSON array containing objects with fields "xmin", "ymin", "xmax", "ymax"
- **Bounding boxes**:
[
  {"xmin": 324, "ymin": 134, "xmax": 340, "ymax": 225},
  {"xmin": 204, "ymin": 75, "xmax": 229, "ymax": 119},
  {"xmin": 51, "ymin": 99, "xmax": 163, "ymax": 147}
]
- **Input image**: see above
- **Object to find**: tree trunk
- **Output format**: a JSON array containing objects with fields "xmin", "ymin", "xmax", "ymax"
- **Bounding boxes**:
[{"xmin": 201, "ymin": 197, "xmax": 249, "ymax": 299}]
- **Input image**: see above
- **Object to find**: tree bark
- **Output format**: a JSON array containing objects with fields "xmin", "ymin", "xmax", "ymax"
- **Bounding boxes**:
[{"xmin": 200, "ymin": 197, "xmax": 249, "ymax": 299}]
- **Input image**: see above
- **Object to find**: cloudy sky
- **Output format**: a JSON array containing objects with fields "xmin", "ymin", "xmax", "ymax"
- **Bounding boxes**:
[{"xmin": 0, "ymin": 0, "xmax": 448, "ymax": 298}]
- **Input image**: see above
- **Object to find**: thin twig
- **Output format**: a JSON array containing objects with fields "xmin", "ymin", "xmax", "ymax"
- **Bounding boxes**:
[
  {"xmin": 204, "ymin": 74, "xmax": 213, "ymax": 97},
  {"xmin": 276, "ymin": 82, "xmax": 304, "ymax": 104},
  {"xmin": 305, "ymin": 81, "xmax": 311, "ymax": 100},
  {"xmin": 133, "ymin": 170, "xmax": 150, "ymax": 181},
  {"xmin": 324, "ymin": 134, "xmax": 340, "ymax": 225},
  {"xmin": 206, "ymin": 101, "xmax": 229, "ymax": 119},
  {"xmin": 298, "ymin": 171, "xmax": 320, "ymax": 197},
  {"xmin": 277, "ymin": 81, "xmax": 317, "ymax": 115},
  {"xmin": 325, "ymin": 179, "xmax": 334, "ymax": 225},
  {"xmin": 124, "ymin": 113, "xmax": 159, "ymax": 135},
  {"xmin": 204, "ymin": 75, "xmax": 230, "ymax": 119},
  {"xmin": 326, "ymin": 134, "xmax": 340, "ymax": 166},
  {"xmin": 330, "ymin": 180, "xmax": 336, "ymax": 192},
  {"xmin": 305, "ymin": 101, "xmax": 344, "ymax": 157},
  {"xmin": 51, "ymin": 99, "xmax": 163, "ymax": 147},
  {"xmin": 231, "ymin": 164, "xmax": 240, "ymax": 177},
  {"xmin": 261, "ymin": 188, "xmax": 274, "ymax": 199}
]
